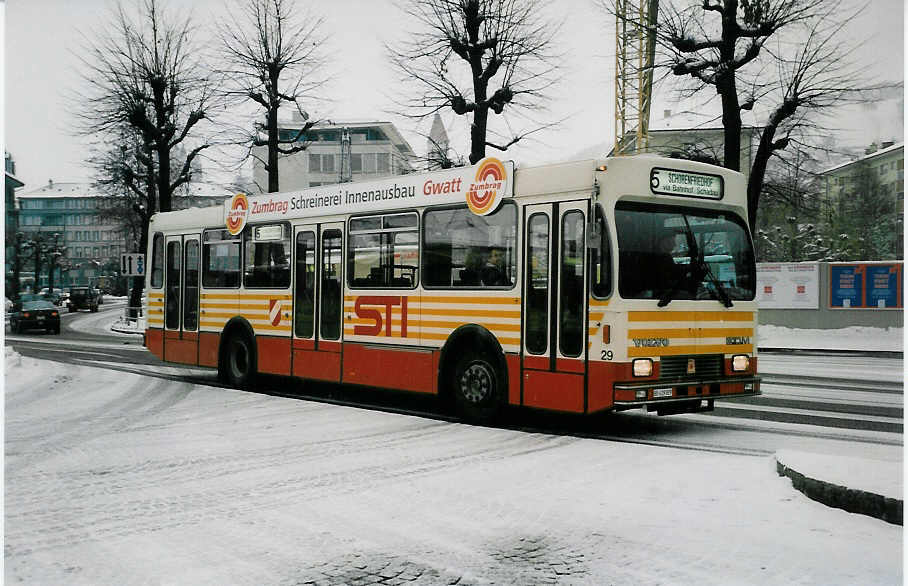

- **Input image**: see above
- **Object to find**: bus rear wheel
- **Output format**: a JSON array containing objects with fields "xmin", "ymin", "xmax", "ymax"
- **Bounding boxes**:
[
  {"xmin": 223, "ymin": 333, "xmax": 256, "ymax": 389},
  {"xmin": 452, "ymin": 352, "xmax": 503, "ymax": 424}
]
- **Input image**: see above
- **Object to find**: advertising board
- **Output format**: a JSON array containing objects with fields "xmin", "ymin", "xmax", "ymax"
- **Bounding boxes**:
[
  {"xmin": 756, "ymin": 262, "xmax": 819, "ymax": 309},
  {"xmin": 829, "ymin": 262, "xmax": 902, "ymax": 309}
]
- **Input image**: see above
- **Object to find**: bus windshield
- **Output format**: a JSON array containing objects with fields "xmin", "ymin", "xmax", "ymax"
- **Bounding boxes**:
[{"xmin": 615, "ymin": 202, "xmax": 755, "ymax": 304}]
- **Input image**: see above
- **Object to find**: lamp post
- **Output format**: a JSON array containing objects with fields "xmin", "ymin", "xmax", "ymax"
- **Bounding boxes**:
[
  {"xmin": 11, "ymin": 232, "xmax": 23, "ymax": 302},
  {"xmin": 46, "ymin": 233, "xmax": 66, "ymax": 296}
]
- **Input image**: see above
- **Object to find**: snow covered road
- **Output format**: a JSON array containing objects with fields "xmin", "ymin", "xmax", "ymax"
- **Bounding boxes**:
[{"xmin": 4, "ymin": 350, "xmax": 902, "ymax": 585}]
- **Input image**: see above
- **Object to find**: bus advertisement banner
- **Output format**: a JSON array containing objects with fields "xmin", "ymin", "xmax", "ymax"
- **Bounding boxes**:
[
  {"xmin": 224, "ymin": 157, "xmax": 514, "ymax": 234},
  {"xmin": 756, "ymin": 262, "xmax": 819, "ymax": 309},
  {"xmin": 829, "ymin": 262, "xmax": 903, "ymax": 309}
]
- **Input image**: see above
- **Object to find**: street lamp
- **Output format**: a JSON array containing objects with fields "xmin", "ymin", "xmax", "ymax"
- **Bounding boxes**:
[{"xmin": 46, "ymin": 233, "xmax": 66, "ymax": 295}]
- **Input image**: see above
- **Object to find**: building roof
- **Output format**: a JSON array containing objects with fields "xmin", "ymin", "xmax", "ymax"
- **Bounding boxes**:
[
  {"xmin": 18, "ymin": 182, "xmax": 99, "ymax": 198},
  {"xmin": 279, "ymin": 120, "xmax": 416, "ymax": 158},
  {"xmin": 821, "ymin": 142, "xmax": 905, "ymax": 175},
  {"xmin": 5, "ymin": 172, "xmax": 24, "ymax": 189}
]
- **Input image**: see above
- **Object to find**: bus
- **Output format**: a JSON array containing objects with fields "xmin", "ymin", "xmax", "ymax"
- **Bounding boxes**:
[{"xmin": 143, "ymin": 155, "xmax": 760, "ymax": 422}]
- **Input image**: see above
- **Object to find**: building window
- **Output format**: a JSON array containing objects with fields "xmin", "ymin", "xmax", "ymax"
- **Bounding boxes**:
[
  {"xmin": 309, "ymin": 153, "xmax": 321, "ymax": 172},
  {"xmin": 376, "ymin": 153, "xmax": 390, "ymax": 173},
  {"xmin": 351, "ymin": 153, "xmax": 362, "ymax": 173}
]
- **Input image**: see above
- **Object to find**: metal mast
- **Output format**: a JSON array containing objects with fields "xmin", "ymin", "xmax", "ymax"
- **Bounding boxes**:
[
  {"xmin": 339, "ymin": 127, "xmax": 352, "ymax": 183},
  {"xmin": 614, "ymin": 0, "xmax": 658, "ymax": 155}
]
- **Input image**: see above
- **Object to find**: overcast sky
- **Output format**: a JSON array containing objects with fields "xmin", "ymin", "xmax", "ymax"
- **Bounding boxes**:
[{"xmin": 4, "ymin": 0, "xmax": 904, "ymax": 191}]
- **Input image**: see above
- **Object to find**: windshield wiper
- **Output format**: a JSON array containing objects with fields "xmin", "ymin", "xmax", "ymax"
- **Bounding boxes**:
[
  {"xmin": 696, "ymin": 252, "xmax": 733, "ymax": 308},
  {"xmin": 658, "ymin": 215, "xmax": 697, "ymax": 308}
]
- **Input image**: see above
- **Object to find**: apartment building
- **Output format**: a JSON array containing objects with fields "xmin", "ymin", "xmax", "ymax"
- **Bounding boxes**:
[{"xmin": 252, "ymin": 120, "xmax": 416, "ymax": 191}]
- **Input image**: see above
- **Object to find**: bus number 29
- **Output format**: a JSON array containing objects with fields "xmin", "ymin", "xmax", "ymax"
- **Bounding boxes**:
[{"xmin": 600, "ymin": 350, "xmax": 613, "ymax": 361}]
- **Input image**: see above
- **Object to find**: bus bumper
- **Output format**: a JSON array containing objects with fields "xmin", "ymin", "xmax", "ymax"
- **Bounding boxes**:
[{"xmin": 612, "ymin": 376, "xmax": 761, "ymax": 414}]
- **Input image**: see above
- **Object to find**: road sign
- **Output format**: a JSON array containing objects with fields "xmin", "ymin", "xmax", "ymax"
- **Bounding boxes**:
[{"xmin": 121, "ymin": 253, "xmax": 146, "ymax": 277}]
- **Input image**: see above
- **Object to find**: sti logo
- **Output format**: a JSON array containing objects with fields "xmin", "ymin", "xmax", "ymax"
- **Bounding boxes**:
[
  {"xmin": 226, "ymin": 193, "xmax": 249, "ymax": 235},
  {"xmin": 466, "ymin": 157, "xmax": 507, "ymax": 216}
]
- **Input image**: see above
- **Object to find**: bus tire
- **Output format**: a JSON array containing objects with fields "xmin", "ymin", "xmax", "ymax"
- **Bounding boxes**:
[
  {"xmin": 223, "ymin": 332, "xmax": 257, "ymax": 389},
  {"xmin": 452, "ymin": 351, "xmax": 504, "ymax": 424}
]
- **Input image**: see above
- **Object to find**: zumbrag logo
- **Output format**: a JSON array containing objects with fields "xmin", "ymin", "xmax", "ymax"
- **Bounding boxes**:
[
  {"xmin": 226, "ymin": 193, "xmax": 249, "ymax": 235},
  {"xmin": 466, "ymin": 157, "xmax": 507, "ymax": 216}
]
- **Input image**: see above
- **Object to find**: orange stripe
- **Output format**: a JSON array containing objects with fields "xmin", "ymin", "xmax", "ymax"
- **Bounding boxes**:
[
  {"xmin": 628, "ymin": 327, "xmax": 754, "ymax": 338},
  {"xmin": 419, "ymin": 295, "xmax": 520, "ymax": 305},
  {"xmin": 419, "ymin": 307, "xmax": 520, "ymax": 318},
  {"xmin": 628, "ymin": 311, "xmax": 753, "ymax": 322},
  {"xmin": 419, "ymin": 331, "xmax": 520, "ymax": 345},
  {"xmin": 628, "ymin": 344, "xmax": 754, "ymax": 357}
]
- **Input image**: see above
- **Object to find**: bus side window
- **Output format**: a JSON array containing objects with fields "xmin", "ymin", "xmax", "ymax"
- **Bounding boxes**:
[
  {"xmin": 150, "ymin": 233, "xmax": 164, "ymax": 288},
  {"xmin": 591, "ymin": 205, "xmax": 612, "ymax": 298}
]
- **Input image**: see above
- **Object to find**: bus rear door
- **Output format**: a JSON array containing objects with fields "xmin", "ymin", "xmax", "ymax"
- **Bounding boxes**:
[
  {"xmin": 163, "ymin": 233, "xmax": 201, "ymax": 364},
  {"xmin": 521, "ymin": 202, "xmax": 588, "ymax": 412}
]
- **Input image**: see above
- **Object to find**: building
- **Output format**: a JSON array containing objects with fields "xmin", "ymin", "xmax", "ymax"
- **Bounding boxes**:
[
  {"xmin": 821, "ymin": 142, "xmax": 905, "ymax": 213},
  {"xmin": 252, "ymin": 120, "xmax": 416, "ymax": 192},
  {"xmin": 16, "ymin": 180, "xmax": 232, "ymax": 289},
  {"xmin": 5, "ymin": 153, "xmax": 25, "ymax": 298}
]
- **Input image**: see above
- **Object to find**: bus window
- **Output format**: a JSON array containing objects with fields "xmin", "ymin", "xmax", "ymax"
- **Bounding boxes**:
[
  {"xmin": 348, "ymin": 212, "xmax": 418, "ymax": 288},
  {"xmin": 526, "ymin": 213, "xmax": 549, "ymax": 354},
  {"xmin": 202, "ymin": 229, "xmax": 241, "ymax": 288},
  {"xmin": 422, "ymin": 202, "xmax": 517, "ymax": 288},
  {"xmin": 244, "ymin": 223, "xmax": 291, "ymax": 288},
  {"xmin": 591, "ymin": 204, "xmax": 612, "ymax": 298},
  {"xmin": 295, "ymin": 231, "xmax": 315, "ymax": 338},
  {"xmin": 559, "ymin": 211, "xmax": 584, "ymax": 358},
  {"xmin": 165, "ymin": 241, "xmax": 181, "ymax": 330},
  {"xmin": 183, "ymin": 240, "xmax": 199, "ymax": 331},
  {"xmin": 321, "ymin": 229, "xmax": 342, "ymax": 340},
  {"xmin": 151, "ymin": 233, "xmax": 164, "ymax": 288}
]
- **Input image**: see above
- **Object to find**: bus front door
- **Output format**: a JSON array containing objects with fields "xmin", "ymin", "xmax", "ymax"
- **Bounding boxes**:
[
  {"xmin": 291, "ymin": 222, "xmax": 344, "ymax": 382},
  {"xmin": 163, "ymin": 233, "xmax": 201, "ymax": 365},
  {"xmin": 521, "ymin": 202, "xmax": 588, "ymax": 412}
]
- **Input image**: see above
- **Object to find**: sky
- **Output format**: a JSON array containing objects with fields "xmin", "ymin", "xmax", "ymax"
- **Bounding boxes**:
[{"xmin": 3, "ymin": 0, "xmax": 905, "ymax": 191}]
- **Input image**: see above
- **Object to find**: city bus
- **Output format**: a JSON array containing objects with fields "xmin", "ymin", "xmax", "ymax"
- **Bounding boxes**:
[{"xmin": 143, "ymin": 154, "xmax": 760, "ymax": 422}]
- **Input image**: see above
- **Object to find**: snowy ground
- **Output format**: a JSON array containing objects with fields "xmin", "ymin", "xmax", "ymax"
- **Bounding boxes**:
[
  {"xmin": 3, "ymin": 346, "xmax": 902, "ymax": 585},
  {"xmin": 758, "ymin": 324, "xmax": 903, "ymax": 353}
]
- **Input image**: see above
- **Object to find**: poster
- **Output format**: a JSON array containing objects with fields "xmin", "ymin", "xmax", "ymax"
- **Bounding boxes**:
[
  {"xmin": 756, "ymin": 263, "xmax": 819, "ymax": 309},
  {"xmin": 829, "ymin": 262, "xmax": 902, "ymax": 309}
]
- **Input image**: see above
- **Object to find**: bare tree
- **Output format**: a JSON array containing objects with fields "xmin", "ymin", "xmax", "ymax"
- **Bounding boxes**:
[
  {"xmin": 389, "ymin": 0, "xmax": 562, "ymax": 164},
  {"xmin": 75, "ymin": 0, "xmax": 215, "ymax": 214},
  {"xmin": 74, "ymin": 0, "xmax": 216, "ymax": 310},
  {"xmin": 606, "ymin": 0, "xmax": 877, "ymax": 231},
  {"xmin": 217, "ymin": 0, "xmax": 329, "ymax": 193}
]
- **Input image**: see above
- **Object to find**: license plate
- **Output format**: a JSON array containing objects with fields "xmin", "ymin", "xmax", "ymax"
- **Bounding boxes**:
[
  {"xmin": 37, "ymin": 316, "xmax": 44, "ymax": 321},
  {"xmin": 653, "ymin": 388, "xmax": 672, "ymax": 398}
]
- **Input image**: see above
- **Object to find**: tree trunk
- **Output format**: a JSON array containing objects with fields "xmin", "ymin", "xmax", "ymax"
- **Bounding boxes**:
[
  {"xmin": 747, "ymin": 125, "xmax": 778, "ymax": 233},
  {"xmin": 469, "ymin": 107, "xmax": 489, "ymax": 164},
  {"xmin": 267, "ymin": 101, "xmax": 280, "ymax": 193}
]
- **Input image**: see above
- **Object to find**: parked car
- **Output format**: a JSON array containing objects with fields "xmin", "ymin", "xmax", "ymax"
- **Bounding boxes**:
[
  {"xmin": 39, "ymin": 287, "xmax": 66, "ymax": 306},
  {"xmin": 10, "ymin": 299, "xmax": 61, "ymax": 334},
  {"xmin": 67, "ymin": 286, "xmax": 101, "ymax": 312}
]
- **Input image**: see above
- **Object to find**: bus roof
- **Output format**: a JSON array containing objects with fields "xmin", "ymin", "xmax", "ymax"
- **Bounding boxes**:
[{"xmin": 149, "ymin": 155, "xmax": 748, "ymax": 232}]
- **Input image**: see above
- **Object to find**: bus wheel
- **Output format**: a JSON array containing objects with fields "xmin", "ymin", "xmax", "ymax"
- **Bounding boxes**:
[
  {"xmin": 224, "ymin": 333, "xmax": 256, "ymax": 389},
  {"xmin": 452, "ymin": 352, "xmax": 503, "ymax": 423}
]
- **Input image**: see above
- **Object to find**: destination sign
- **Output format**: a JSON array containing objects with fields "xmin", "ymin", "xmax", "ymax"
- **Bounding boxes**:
[{"xmin": 650, "ymin": 167, "xmax": 724, "ymax": 200}]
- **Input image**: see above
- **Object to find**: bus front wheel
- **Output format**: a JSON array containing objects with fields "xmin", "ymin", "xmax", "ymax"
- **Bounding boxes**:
[
  {"xmin": 223, "ymin": 333, "xmax": 256, "ymax": 389},
  {"xmin": 452, "ymin": 352, "xmax": 503, "ymax": 423}
]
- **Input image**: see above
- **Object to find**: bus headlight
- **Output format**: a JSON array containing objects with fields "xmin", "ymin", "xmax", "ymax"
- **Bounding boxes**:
[
  {"xmin": 633, "ymin": 358, "xmax": 653, "ymax": 377},
  {"xmin": 732, "ymin": 354, "xmax": 750, "ymax": 372}
]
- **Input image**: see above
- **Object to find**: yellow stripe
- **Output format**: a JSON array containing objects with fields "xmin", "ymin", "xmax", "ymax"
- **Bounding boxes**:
[
  {"xmin": 628, "ymin": 344, "xmax": 754, "ymax": 357},
  {"xmin": 419, "ymin": 331, "xmax": 520, "ymax": 345},
  {"xmin": 589, "ymin": 299, "xmax": 610, "ymax": 307},
  {"xmin": 200, "ymin": 293, "xmax": 239, "ymax": 300},
  {"xmin": 420, "ymin": 319, "xmax": 520, "ymax": 332},
  {"xmin": 628, "ymin": 327, "xmax": 754, "ymax": 338},
  {"xmin": 420, "ymin": 295, "xmax": 520, "ymax": 305},
  {"xmin": 419, "ymin": 307, "xmax": 521, "ymax": 318},
  {"xmin": 628, "ymin": 311, "xmax": 753, "ymax": 322}
]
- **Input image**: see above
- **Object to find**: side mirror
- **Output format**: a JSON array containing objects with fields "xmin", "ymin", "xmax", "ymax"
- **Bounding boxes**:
[{"xmin": 587, "ymin": 221, "xmax": 602, "ymax": 248}]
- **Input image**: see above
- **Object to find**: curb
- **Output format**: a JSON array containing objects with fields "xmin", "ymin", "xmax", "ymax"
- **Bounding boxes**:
[{"xmin": 775, "ymin": 457, "xmax": 903, "ymax": 526}]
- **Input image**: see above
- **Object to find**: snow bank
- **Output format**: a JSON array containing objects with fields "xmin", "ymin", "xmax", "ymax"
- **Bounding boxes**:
[
  {"xmin": 776, "ymin": 450, "xmax": 903, "ymax": 501},
  {"xmin": 758, "ymin": 324, "xmax": 903, "ymax": 352}
]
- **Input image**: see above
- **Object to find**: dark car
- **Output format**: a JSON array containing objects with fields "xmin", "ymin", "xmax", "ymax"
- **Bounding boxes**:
[
  {"xmin": 67, "ymin": 286, "xmax": 100, "ymax": 312},
  {"xmin": 10, "ymin": 300, "xmax": 61, "ymax": 334}
]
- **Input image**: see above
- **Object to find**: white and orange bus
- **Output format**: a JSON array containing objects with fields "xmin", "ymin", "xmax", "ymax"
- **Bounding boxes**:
[{"xmin": 144, "ymin": 155, "xmax": 760, "ymax": 421}]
